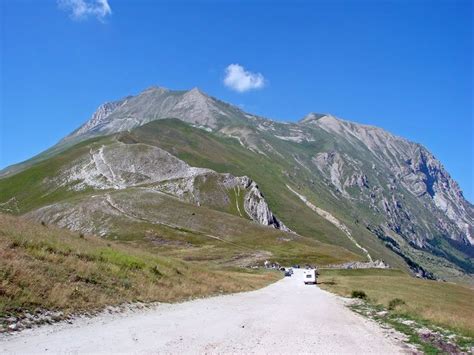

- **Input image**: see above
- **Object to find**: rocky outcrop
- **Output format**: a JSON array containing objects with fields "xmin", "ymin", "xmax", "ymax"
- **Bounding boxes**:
[
  {"xmin": 65, "ymin": 100, "xmax": 125, "ymax": 140},
  {"xmin": 0, "ymin": 197, "xmax": 19, "ymax": 214},
  {"xmin": 401, "ymin": 146, "xmax": 473, "ymax": 245},
  {"xmin": 239, "ymin": 177, "xmax": 291, "ymax": 232},
  {"xmin": 326, "ymin": 260, "xmax": 390, "ymax": 269},
  {"xmin": 312, "ymin": 151, "xmax": 368, "ymax": 197}
]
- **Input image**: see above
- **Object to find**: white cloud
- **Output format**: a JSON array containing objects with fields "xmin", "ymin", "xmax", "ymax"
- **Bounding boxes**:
[
  {"xmin": 58, "ymin": 0, "xmax": 112, "ymax": 21},
  {"xmin": 223, "ymin": 64, "xmax": 265, "ymax": 93}
]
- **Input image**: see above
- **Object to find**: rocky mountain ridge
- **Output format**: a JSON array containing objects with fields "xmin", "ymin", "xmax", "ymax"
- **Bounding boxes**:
[{"xmin": 63, "ymin": 87, "xmax": 256, "ymax": 142}]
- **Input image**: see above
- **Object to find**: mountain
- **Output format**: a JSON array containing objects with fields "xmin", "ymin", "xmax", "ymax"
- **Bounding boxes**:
[{"xmin": 1, "ymin": 86, "xmax": 472, "ymax": 282}]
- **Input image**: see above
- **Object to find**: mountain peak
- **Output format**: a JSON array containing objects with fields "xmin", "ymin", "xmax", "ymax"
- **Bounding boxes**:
[
  {"xmin": 186, "ymin": 87, "xmax": 208, "ymax": 97},
  {"xmin": 141, "ymin": 86, "xmax": 170, "ymax": 94},
  {"xmin": 298, "ymin": 112, "xmax": 328, "ymax": 124},
  {"xmin": 65, "ymin": 85, "xmax": 248, "ymax": 141}
]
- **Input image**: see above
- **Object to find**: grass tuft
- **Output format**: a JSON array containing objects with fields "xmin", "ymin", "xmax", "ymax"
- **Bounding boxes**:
[
  {"xmin": 351, "ymin": 290, "xmax": 367, "ymax": 299},
  {"xmin": 388, "ymin": 298, "xmax": 406, "ymax": 310}
]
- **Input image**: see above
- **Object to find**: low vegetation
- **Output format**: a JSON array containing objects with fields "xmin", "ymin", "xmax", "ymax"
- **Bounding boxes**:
[
  {"xmin": 388, "ymin": 298, "xmax": 405, "ymax": 310},
  {"xmin": 350, "ymin": 290, "xmax": 367, "ymax": 300},
  {"xmin": 318, "ymin": 268, "xmax": 474, "ymax": 338},
  {"xmin": 0, "ymin": 213, "xmax": 279, "ymax": 317}
]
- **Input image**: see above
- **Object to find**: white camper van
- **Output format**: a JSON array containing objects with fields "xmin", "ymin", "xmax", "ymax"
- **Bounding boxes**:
[{"xmin": 304, "ymin": 269, "xmax": 317, "ymax": 285}]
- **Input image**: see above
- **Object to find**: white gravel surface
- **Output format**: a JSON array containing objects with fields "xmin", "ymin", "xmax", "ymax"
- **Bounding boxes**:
[{"xmin": 0, "ymin": 269, "xmax": 406, "ymax": 354}]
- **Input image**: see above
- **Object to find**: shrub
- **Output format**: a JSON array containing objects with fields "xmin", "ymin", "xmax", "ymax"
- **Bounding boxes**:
[
  {"xmin": 388, "ymin": 298, "xmax": 406, "ymax": 310},
  {"xmin": 151, "ymin": 265, "xmax": 163, "ymax": 277},
  {"xmin": 9, "ymin": 240, "xmax": 21, "ymax": 249},
  {"xmin": 351, "ymin": 290, "xmax": 367, "ymax": 299}
]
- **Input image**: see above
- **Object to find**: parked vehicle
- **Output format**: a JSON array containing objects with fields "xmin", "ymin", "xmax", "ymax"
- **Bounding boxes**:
[
  {"xmin": 284, "ymin": 270, "xmax": 292, "ymax": 277},
  {"xmin": 304, "ymin": 269, "xmax": 317, "ymax": 284}
]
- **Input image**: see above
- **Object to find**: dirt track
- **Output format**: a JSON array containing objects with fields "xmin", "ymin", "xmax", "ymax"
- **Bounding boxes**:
[{"xmin": 0, "ymin": 269, "xmax": 406, "ymax": 354}]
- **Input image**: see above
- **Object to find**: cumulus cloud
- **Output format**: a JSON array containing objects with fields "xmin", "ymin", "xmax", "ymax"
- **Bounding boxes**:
[
  {"xmin": 223, "ymin": 64, "xmax": 265, "ymax": 93},
  {"xmin": 58, "ymin": 0, "xmax": 112, "ymax": 21}
]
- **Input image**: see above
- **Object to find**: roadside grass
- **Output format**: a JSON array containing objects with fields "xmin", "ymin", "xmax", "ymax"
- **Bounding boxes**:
[
  {"xmin": 318, "ymin": 268, "xmax": 474, "ymax": 338},
  {"xmin": 0, "ymin": 213, "xmax": 280, "ymax": 317},
  {"xmin": 350, "ymin": 300, "xmax": 474, "ymax": 354},
  {"xmin": 349, "ymin": 302, "xmax": 455, "ymax": 354}
]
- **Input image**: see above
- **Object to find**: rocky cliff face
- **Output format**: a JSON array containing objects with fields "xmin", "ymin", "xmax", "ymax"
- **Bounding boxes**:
[
  {"xmin": 405, "ymin": 146, "xmax": 473, "ymax": 244},
  {"xmin": 302, "ymin": 116, "xmax": 473, "ymax": 247},
  {"xmin": 239, "ymin": 177, "xmax": 290, "ymax": 232}
]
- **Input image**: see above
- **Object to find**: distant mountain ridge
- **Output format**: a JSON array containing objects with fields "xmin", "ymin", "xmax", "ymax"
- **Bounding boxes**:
[{"xmin": 1, "ymin": 85, "xmax": 472, "ymax": 281}]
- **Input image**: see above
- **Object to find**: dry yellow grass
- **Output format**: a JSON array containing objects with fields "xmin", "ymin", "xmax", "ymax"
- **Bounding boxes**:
[
  {"xmin": 0, "ymin": 213, "xmax": 279, "ymax": 316},
  {"xmin": 318, "ymin": 268, "xmax": 474, "ymax": 337}
]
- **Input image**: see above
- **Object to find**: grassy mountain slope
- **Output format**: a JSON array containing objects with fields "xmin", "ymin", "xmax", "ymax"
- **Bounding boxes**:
[
  {"xmin": 0, "ymin": 128, "xmax": 361, "ymax": 267},
  {"xmin": 0, "ymin": 213, "xmax": 279, "ymax": 317}
]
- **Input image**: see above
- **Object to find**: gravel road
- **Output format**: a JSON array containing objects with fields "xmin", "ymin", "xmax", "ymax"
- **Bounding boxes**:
[{"xmin": 0, "ymin": 269, "xmax": 406, "ymax": 354}]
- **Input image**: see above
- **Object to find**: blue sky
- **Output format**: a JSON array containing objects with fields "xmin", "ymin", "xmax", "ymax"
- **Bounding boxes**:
[{"xmin": 1, "ymin": 0, "xmax": 472, "ymax": 201}]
